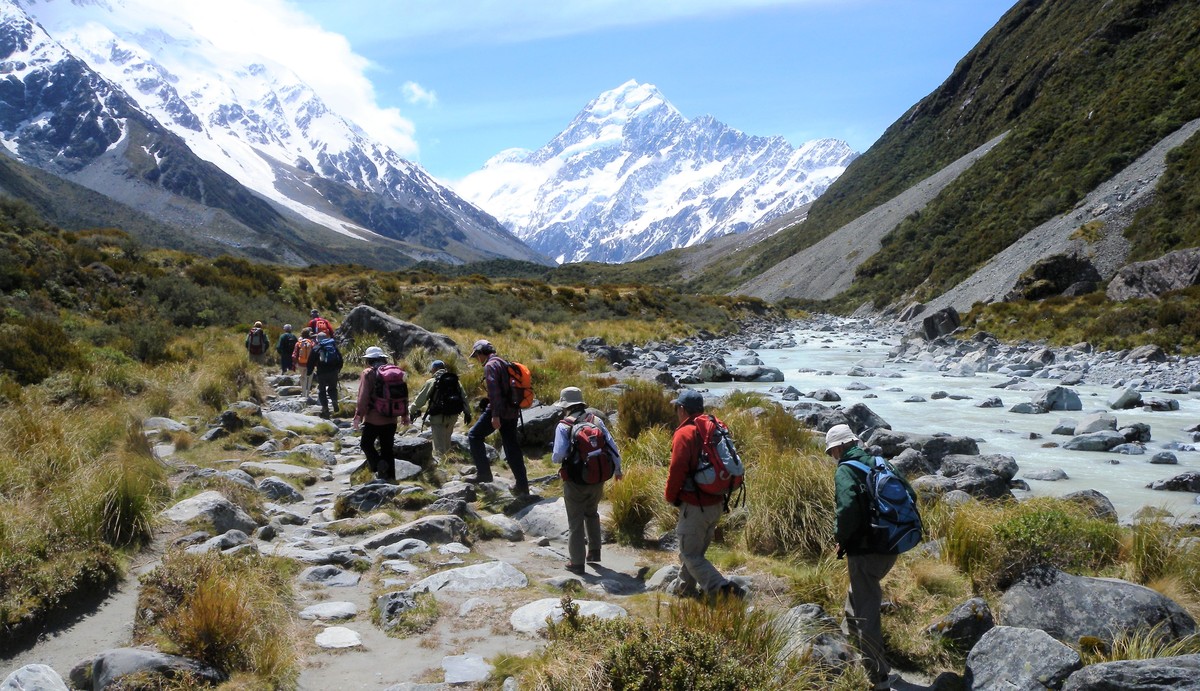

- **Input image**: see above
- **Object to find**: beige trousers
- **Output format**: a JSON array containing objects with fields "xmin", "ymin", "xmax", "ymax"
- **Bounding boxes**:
[
  {"xmin": 563, "ymin": 480, "xmax": 605, "ymax": 565},
  {"xmin": 676, "ymin": 502, "xmax": 726, "ymax": 594}
]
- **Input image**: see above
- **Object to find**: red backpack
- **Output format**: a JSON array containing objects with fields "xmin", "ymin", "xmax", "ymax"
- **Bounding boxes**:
[
  {"xmin": 371, "ymin": 364, "xmax": 408, "ymax": 418},
  {"xmin": 561, "ymin": 412, "xmax": 615, "ymax": 485},
  {"xmin": 689, "ymin": 415, "xmax": 746, "ymax": 507},
  {"xmin": 311, "ymin": 317, "xmax": 333, "ymax": 337},
  {"xmin": 247, "ymin": 329, "xmax": 267, "ymax": 355}
]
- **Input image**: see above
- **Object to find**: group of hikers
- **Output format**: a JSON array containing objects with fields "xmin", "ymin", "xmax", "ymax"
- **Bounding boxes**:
[{"xmin": 243, "ymin": 313, "xmax": 916, "ymax": 691}]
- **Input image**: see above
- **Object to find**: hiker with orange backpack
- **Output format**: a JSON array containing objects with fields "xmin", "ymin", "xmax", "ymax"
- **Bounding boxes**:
[
  {"xmin": 293, "ymin": 328, "xmax": 316, "ymax": 400},
  {"xmin": 352, "ymin": 346, "xmax": 409, "ymax": 483},
  {"xmin": 664, "ymin": 389, "xmax": 746, "ymax": 601},
  {"xmin": 552, "ymin": 387, "xmax": 622, "ymax": 574},
  {"xmin": 466, "ymin": 339, "xmax": 530, "ymax": 496}
]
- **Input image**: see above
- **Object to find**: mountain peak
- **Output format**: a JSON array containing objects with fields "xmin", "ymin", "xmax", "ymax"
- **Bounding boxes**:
[{"xmin": 585, "ymin": 79, "xmax": 675, "ymax": 120}]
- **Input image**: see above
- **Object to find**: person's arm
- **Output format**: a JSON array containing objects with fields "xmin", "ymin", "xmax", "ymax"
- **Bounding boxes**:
[
  {"xmin": 834, "ymin": 465, "xmax": 864, "ymax": 549},
  {"xmin": 458, "ymin": 381, "xmax": 473, "ymax": 423},
  {"xmin": 664, "ymin": 424, "xmax": 697, "ymax": 504},
  {"xmin": 551, "ymin": 422, "xmax": 572, "ymax": 464},
  {"xmin": 484, "ymin": 359, "xmax": 505, "ymax": 428},
  {"xmin": 598, "ymin": 418, "xmax": 622, "ymax": 479},
  {"xmin": 352, "ymin": 369, "xmax": 372, "ymax": 427},
  {"xmin": 409, "ymin": 378, "xmax": 434, "ymax": 418}
]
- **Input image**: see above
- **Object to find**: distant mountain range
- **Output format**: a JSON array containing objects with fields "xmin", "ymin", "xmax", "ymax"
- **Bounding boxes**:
[
  {"xmin": 0, "ymin": 0, "xmax": 546, "ymax": 267},
  {"xmin": 457, "ymin": 80, "xmax": 856, "ymax": 264}
]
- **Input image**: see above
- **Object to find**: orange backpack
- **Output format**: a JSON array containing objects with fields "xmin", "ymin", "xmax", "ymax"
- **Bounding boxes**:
[{"xmin": 295, "ymin": 338, "xmax": 315, "ymax": 366}]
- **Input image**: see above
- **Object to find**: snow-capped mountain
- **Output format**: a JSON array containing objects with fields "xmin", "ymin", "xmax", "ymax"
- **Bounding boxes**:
[
  {"xmin": 0, "ymin": 0, "xmax": 545, "ymax": 266},
  {"xmin": 456, "ymin": 80, "xmax": 857, "ymax": 264}
]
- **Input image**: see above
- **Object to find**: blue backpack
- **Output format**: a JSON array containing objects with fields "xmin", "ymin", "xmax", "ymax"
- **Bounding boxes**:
[{"xmin": 843, "ymin": 457, "xmax": 923, "ymax": 554}]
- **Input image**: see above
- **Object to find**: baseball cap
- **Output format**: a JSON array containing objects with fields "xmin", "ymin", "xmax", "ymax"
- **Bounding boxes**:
[
  {"xmin": 469, "ymin": 339, "xmax": 495, "ymax": 357},
  {"xmin": 669, "ymin": 389, "xmax": 704, "ymax": 414}
]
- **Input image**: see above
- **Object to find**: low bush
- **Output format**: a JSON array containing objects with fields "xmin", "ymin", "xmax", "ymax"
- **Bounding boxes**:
[{"xmin": 617, "ymin": 382, "xmax": 675, "ymax": 440}]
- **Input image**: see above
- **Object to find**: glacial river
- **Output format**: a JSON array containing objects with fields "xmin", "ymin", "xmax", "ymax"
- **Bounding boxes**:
[{"xmin": 706, "ymin": 326, "xmax": 1200, "ymax": 520}]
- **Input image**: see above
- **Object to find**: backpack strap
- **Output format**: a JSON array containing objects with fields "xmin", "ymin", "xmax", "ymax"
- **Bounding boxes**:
[{"xmin": 841, "ymin": 460, "xmax": 872, "ymax": 474}]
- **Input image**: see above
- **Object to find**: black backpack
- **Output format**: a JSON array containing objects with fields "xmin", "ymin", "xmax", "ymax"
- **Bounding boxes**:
[
  {"xmin": 426, "ymin": 371, "xmax": 465, "ymax": 416},
  {"xmin": 317, "ymin": 339, "xmax": 343, "ymax": 369}
]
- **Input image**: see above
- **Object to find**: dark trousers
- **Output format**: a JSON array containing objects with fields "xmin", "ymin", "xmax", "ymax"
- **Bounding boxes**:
[
  {"xmin": 467, "ymin": 414, "xmax": 528, "ymax": 491},
  {"xmin": 279, "ymin": 352, "xmax": 293, "ymax": 374},
  {"xmin": 316, "ymin": 370, "xmax": 339, "ymax": 413},
  {"xmin": 361, "ymin": 422, "xmax": 397, "ymax": 481}
]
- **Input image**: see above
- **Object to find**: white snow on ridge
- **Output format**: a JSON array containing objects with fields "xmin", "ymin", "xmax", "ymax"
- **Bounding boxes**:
[{"xmin": 456, "ymin": 80, "xmax": 857, "ymax": 264}]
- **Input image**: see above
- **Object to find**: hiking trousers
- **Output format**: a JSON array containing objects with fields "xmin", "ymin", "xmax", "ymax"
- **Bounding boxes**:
[
  {"xmin": 425, "ymin": 414, "xmax": 458, "ymax": 458},
  {"xmin": 844, "ymin": 552, "xmax": 898, "ymax": 684},
  {"xmin": 279, "ymin": 352, "xmax": 294, "ymax": 374},
  {"xmin": 300, "ymin": 369, "xmax": 313, "ymax": 397},
  {"xmin": 468, "ymin": 415, "xmax": 528, "ymax": 492},
  {"xmin": 361, "ymin": 422, "xmax": 397, "ymax": 481},
  {"xmin": 676, "ymin": 502, "xmax": 726, "ymax": 594},
  {"xmin": 563, "ymin": 480, "xmax": 604, "ymax": 565},
  {"xmin": 316, "ymin": 371, "xmax": 339, "ymax": 413}
]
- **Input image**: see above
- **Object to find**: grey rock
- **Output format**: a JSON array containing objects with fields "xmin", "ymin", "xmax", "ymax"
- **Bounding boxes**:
[
  {"xmin": 1109, "ymin": 387, "xmax": 1143, "ymax": 410},
  {"xmin": 841, "ymin": 402, "xmax": 892, "ymax": 439},
  {"xmin": 160, "ymin": 491, "xmax": 257, "ymax": 534},
  {"xmin": 1143, "ymin": 396, "xmax": 1181, "ymax": 412},
  {"xmin": 941, "ymin": 454, "xmax": 1018, "ymax": 483},
  {"xmin": 484, "ymin": 514, "xmax": 525, "ymax": 541},
  {"xmin": 1120, "ymin": 422, "xmax": 1152, "ymax": 443},
  {"xmin": 199, "ymin": 427, "xmax": 227, "ymax": 442},
  {"xmin": 258, "ymin": 476, "xmax": 303, "ymax": 503},
  {"xmin": 775, "ymin": 604, "xmax": 856, "ymax": 670},
  {"xmin": 891, "ymin": 448, "xmax": 934, "ymax": 479},
  {"xmin": 339, "ymin": 304, "xmax": 458, "ymax": 357},
  {"xmin": 1147, "ymin": 471, "xmax": 1200, "ymax": 493},
  {"xmin": 920, "ymin": 307, "xmax": 960, "ymax": 341},
  {"xmin": 1, "ymin": 664, "xmax": 68, "ymax": 691},
  {"xmin": 1051, "ymin": 419, "xmax": 1078, "ymax": 436},
  {"xmin": 337, "ymin": 482, "xmax": 403, "ymax": 516},
  {"xmin": 1150, "ymin": 451, "xmax": 1179, "ymax": 465},
  {"xmin": 358, "ymin": 515, "xmax": 469, "ymax": 549},
  {"xmin": 291, "ymin": 443, "xmax": 336, "ymax": 465},
  {"xmin": 1063, "ymin": 490, "xmax": 1119, "ymax": 522},
  {"xmin": 926, "ymin": 597, "xmax": 994, "ymax": 651},
  {"xmin": 514, "ymin": 405, "xmax": 565, "ymax": 447},
  {"xmin": 1108, "ymin": 248, "xmax": 1200, "ymax": 301},
  {"xmin": 377, "ymin": 591, "xmax": 419, "ymax": 630},
  {"xmin": 1111, "ymin": 443, "xmax": 1145, "ymax": 455},
  {"xmin": 812, "ymin": 389, "xmax": 841, "ymax": 402},
  {"xmin": 424, "ymin": 498, "xmax": 477, "ymax": 519},
  {"xmin": 299, "ymin": 601, "xmax": 358, "ymax": 621},
  {"xmin": 87, "ymin": 648, "xmax": 225, "ymax": 690},
  {"xmin": 1075, "ymin": 412, "xmax": 1117, "ymax": 435},
  {"xmin": 510, "ymin": 598, "xmax": 626, "ymax": 634},
  {"xmin": 1125, "ymin": 344, "xmax": 1169, "ymax": 363},
  {"xmin": 409, "ymin": 561, "xmax": 528, "ymax": 593},
  {"xmin": 378, "ymin": 538, "xmax": 431, "ymax": 559},
  {"xmin": 300, "ymin": 565, "xmax": 361, "ymax": 587},
  {"xmin": 965, "ymin": 626, "xmax": 1081, "ymax": 691},
  {"xmin": 442, "ymin": 655, "xmax": 492, "ymax": 686},
  {"xmin": 143, "ymin": 417, "xmax": 188, "ymax": 433},
  {"xmin": 514, "ymin": 498, "xmax": 570, "ymax": 542},
  {"xmin": 975, "ymin": 396, "xmax": 1004, "ymax": 408},
  {"xmin": 1032, "ymin": 386, "xmax": 1082, "ymax": 412},
  {"xmin": 1064, "ymin": 430, "xmax": 1126, "ymax": 452},
  {"xmin": 1000, "ymin": 568, "xmax": 1196, "ymax": 645},
  {"xmin": 1063, "ymin": 654, "xmax": 1200, "ymax": 691},
  {"xmin": 1024, "ymin": 468, "xmax": 1069, "ymax": 482},
  {"xmin": 1009, "ymin": 402, "xmax": 1046, "ymax": 414}
]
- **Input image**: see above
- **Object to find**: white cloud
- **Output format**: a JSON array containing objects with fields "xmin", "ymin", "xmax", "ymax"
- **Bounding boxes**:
[
  {"xmin": 402, "ymin": 81, "xmax": 439, "ymax": 107},
  {"xmin": 125, "ymin": 0, "xmax": 420, "ymax": 156}
]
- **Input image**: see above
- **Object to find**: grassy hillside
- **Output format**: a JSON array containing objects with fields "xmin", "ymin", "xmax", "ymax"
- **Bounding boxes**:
[{"xmin": 678, "ymin": 0, "xmax": 1200, "ymax": 306}]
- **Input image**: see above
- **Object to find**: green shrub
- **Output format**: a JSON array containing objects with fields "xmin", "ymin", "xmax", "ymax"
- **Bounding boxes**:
[
  {"xmin": 617, "ymin": 382, "xmax": 675, "ymax": 440},
  {"xmin": 0, "ymin": 315, "xmax": 82, "ymax": 385}
]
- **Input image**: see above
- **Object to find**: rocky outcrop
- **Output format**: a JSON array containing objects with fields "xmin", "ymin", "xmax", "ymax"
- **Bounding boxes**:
[
  {"xmin": 920, "ymin": 307, "xmax": 960, "ymax": 341},
  {"xmin": 337, "ymin": 305, "xmax": 458, "ymax": 357},
  {"xmin": 964, "ymin": 626, "xmax": 1081, "ymax": 691},
  {"xmin": 1006, "ymin": 254, "xmax": 1102, "ymax": 302},
  {"xmin": 1107, "ymin": 247, "xmax": 1200, "ymax": 301},
  {"xmin": 1062, "ymin": 654, "xmax": 1200, "ymax": 690},
  {"xmin": 999, "ymin": 568, "xmax": 1196, "ymax": 645},
  {"xmin": 72, "ymin": 648, "xmax": 225, "ymax": 691},
  {"xmin": 926, "ymin": 597, "xmax": 994, "ymax": 651}
]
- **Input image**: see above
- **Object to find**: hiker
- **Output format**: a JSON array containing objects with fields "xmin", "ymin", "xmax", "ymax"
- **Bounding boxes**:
[
  {"xmin": 307, "ymin": 309, "xmax": 333, "ymax": 340},
  {"xmin": 664, "ymin": 389, "xmax": 745, "ymax": 600},
  {"xmin": 829, "ymin": 423, "xmax": 909, "ymax": 691},
  {"xmin": 466, "ymin": 339, "xmax": 529, "ymax": 496},
  {"xmin": 352, "ymin": 346, "xmax": 408, "ymax": 482},
  {"xmin": 552, "ymin": 387, "xmax": 621, "ymax": 574},
  {"xmin": 276, "ymin": 324, "xmax": 298, "ymax": 374},
  {"xmin": 408, "ymin": 360, "xmax": 471, "ymax": 460},
  {"xmin": 293, "ymin": 327, "xmax": 316, "ymax": 400},
  {"xmin": 245, "ymin": 321, "xmax": 270, "ymax": 365},
  {"xmin": 310, "ymin": 331, "xmax": 343, "ymax": 418}
]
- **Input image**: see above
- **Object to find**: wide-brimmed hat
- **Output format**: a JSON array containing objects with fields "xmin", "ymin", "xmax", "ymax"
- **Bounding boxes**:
[
  {"xmin": 253, "ymin": 321, "xmax": 262, "ymax": 328},
  {"xmin": 362, "ymin": 346, "xmax": 388, "ymax": 361},
  {"xmin": 469, "ymin": 339, "xmax": 495, "ymax": 357},
  {"xmin": 669, "ymin": 389, "xmax": 704, "ymax": 414},
  {"xmin": 824, "ymin": 424, "xmax": 859, "ymax": 453},
  {"xmin": 555, "ymin": 387, "xmax": 586, "ymax": 409}
]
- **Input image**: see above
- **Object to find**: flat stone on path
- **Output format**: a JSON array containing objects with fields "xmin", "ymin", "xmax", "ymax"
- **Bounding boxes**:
[
  {"xmin": 409, "ymin": 561, "xmax": 527, "ymax": 594},
  {"xmin": 240, "ymin": 461, "xmax": 314, "ymax": 478},
  {"xmin": 514, "ymin": 498, "xmax": 570, "ymax": 541},
  {"xmin": 290, "ymin": 443, "xmax": 337, "ymax": 465},
  {"xmin": 263, "ymin": 410, "xmax": 330, "ymax": 433},
  {"xmin": 510, "ymin": 598, "xmax": 628, "ymax": 634},
  {"xmin": 442, "ymin": 655, "xmax": 492, "ymax": 685},
  {"xmin": 299, "ymin": 601, "xmax": 358, "ymax": 621},
  {"xmin": 300, "ymin": 565, "xmax": 361, "ymax": 587},
  {"xmin": 160, "ymin": 491, "xmax": 257, "ymax": 534},
  {"xmin": 315, "ymin": 626, "xmax": 362, "ymax": 649}
]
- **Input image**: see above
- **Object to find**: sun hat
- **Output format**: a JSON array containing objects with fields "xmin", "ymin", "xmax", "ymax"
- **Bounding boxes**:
[
  {"xmin": 429, "ymin": 360, "xmax": 446, "ymax": 372},
  {"xmin": 362, "ymin": 346, "xmax": 388, "ymax": 361},
  {"xmin": 669, "ymin": 389, "xmax": 704, "ymax": 414},
  {"xmin": 253, "ymin": 321, "xmax": 262, "ymax": 328},
  {"xmin": 824, "ymin": 424, "xmax": 860, "ymax": 453},
  {"xmin": 469, "ymin": 339, "xmax": 495, "ymax": 357},
  {"xmin": 555, "ymin": 387, "xmax": 586, "ymax": 409}
]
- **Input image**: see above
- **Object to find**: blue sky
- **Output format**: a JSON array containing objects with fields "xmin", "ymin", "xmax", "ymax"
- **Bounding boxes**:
[{"xmin": 289, "ymin": 0, "xmax": 1016, "ymax": 180}]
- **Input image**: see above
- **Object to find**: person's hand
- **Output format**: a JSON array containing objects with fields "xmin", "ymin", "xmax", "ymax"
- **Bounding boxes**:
[
  {"xmin": 351, "ymin": 419, "xmax": 360, "ymax": 431},
  {"xmin": 491, "ymin": 416, "xmax": 501, "ymax": 430},
  {"xmin": 614, "ymin": 470, "xmax": 624, "ymax": 481}
]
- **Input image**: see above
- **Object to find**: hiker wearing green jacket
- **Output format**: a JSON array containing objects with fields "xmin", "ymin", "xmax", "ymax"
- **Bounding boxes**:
[
  {"xmin": 408, "ymin": 360, "xmax": 471, "ymax": 460},
  {"xmin": 276, "ymin": 324, "xmax": 298, "ymax": 374}
]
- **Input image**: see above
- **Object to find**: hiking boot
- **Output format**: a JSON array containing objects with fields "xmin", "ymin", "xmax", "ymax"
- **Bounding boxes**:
[
  {"xmin": 872, "ymin": 673, "xmax": 900, "ymax": 690},
  {"xmin": 512, "ymin": 484, "xmax": 531, "ymax": 497},
  {"xmin": 718, "ymin": 581, "xmax": 747, "ymax": 600},
  {"xmin": 464, "ymin": 475, "xmax": 493, "ymax": 485},
  {"xmin": 319, "ymin": 409, "xmax": 330, "ymax": 419},
  {"xmin": 565, "ymin": 563, "xmax": 586, "ymax": 575},
  {"xmin": 586, "ymin": 551, "xmax": 601, "ymax": 563}
]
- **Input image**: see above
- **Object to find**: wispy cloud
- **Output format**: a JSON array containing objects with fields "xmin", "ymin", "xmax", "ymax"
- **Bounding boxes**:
[
  {"xmin": 294, "ymin": 0, "xmax": 839, "ymax": 47},
  {"xmin": 402, "ymin": 81, "xmax": 439, "ymax": 107},
  {"xmin": 139, "ymin": 0, "xmax": 419, "ymax": 156}
]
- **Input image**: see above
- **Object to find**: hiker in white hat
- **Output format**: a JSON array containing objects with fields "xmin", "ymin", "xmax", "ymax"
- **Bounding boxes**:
[{"xmin": 352, "ymin": 346, "xmax": 408, "ymax": 482}]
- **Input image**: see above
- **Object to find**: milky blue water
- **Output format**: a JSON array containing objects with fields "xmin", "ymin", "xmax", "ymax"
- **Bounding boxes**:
[{"xmin": 705, "ymin": 327, "xmax": 1200, "ymax": 520}]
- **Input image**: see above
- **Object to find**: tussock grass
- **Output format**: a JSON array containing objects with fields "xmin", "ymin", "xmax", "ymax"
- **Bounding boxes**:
[
  {"xmin": 616, "ymin": 381, "xmax": 675, "ymax": 440},
  {"xmin": 1080, "ymin": 623, "xmax": 1200, "ymax": 666},
  {"xmin": 605, "ymin": 427, "xmax": 672, "ymax": 546},
  {"xmin": 881, "ymin": 557, "xmax": 974, "ymax": 672},
  {"xmin": 138, "ymin": 550, "xmax": 298, "ymax": 686}
]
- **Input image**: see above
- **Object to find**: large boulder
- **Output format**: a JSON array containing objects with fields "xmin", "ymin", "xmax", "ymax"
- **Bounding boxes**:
[
  {"xmin": 1147, "ymin": 471, "xmax": 1200, "ymax": 493},
  {"xmin": 2, "ymin": 665, "xmax": 68, "ymax": 691},
  {"xmin": 1074, "ymin": 413, "xmax": 1117, "ymax": 435},
  {"xmin": 513, "ymin": 498, "xmax": 569, "ymax": 542},
  {"xmin": 510, "ymin": 598, "xmax": 627, "ymax": 635},
  {"xmin": 774, "ymin": 604, "xmax": 856, "ymax": 671},
  {"xmin": 79, "ymin": 648, "xmax": 225, "ymax": 690},
  {"xmin": 791, "ymin": 402, "xmax": 850, "ymax": 433},
  {"xmin": 1063, "ymin": 490, "xmax": 1119, "ymax": 523},
  {"xmin": 515, "ymin": 404, "xmax": 565, "ymax": 447},
  {"xmin": 1063, "ymin": 430, "xmax": 1126, "ymax": 452},
  {"xmin": 964, "ymin": 626, "xmax": 1081, "ymax": 691},
  {"xmin": 920, "ymin": 307, "xmax": 960, "ymax": 341},
  {"xmin": 1107, "ymin": 247, "xmax": 1200, "ymax": 301},
  {"xmin": 1062, "ymin": 654, "xmax": 1200, "ymax": 690},
  {"xmin": 1032, "ymin": 387, "xmax": 1082, "ymax": 412},
  {"xmin": 999, "ymin": 568, "xmax": 1196, "ymax": 646},
  {"xmin": 338, "ymin": 304, "xmax": 458, "ymax": 357},
  {"xmin": 866, "ymin": 430, "xmax": 979, "ymax": 469},
  {"xmin": 925, "ymin": 597, "xmax": 994, "ymax": 651},
  {"xmin": 842, "ymin": 403, "xmax": 892, "ymax": 440},
  {"xmin": 1007, "ymin": 254, "xmax": 1102, "ymax": 302},
  {"xmin": 357, "ymin": 515, "xmax": 468, "ymax": 549},
  {"xmin": 409, "ymin": 561, "xmax": 528, "ymax": 594},
  {"xmin": 160, "ymin": 491, "xmax": 256, "ymax": 534}
]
